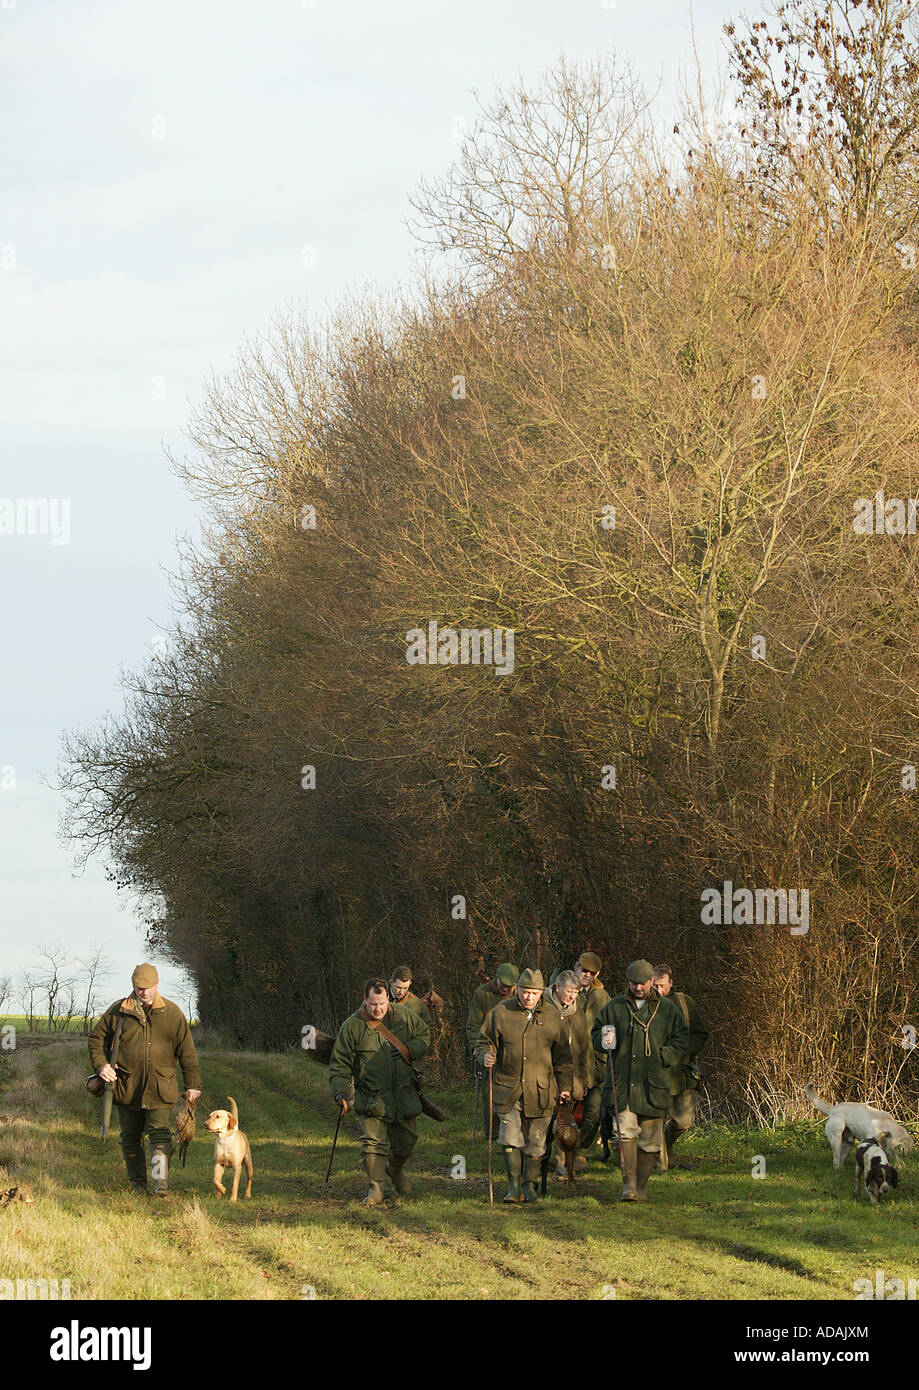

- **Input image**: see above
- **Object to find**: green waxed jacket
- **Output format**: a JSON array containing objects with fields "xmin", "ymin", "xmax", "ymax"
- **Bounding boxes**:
[
  {"xmin": 475, "ymin": 996, "xmax": 573, "ymax": 1118},
  {"xmin": 667, "ymin": 991, "xmax": 709, "ymax": 1094},
  {"xmin": 542, "ymin": 987, "xmax": 592, "ymax": 1101},
  {"xmin": 591, "ymin": 991, "xmax": 689, "ymax": 1118},
  {"xmin": 389, "ymin": 988, "xmax": 428, "ymax": 1020},
  {"xmin": 465, "ymin": 981, "xmax": 507, "ymax": 1053},
  {"xmin": 88, "ymin": 993, "xmax": 201, "ymax": 1109},
  {"xmin": 578, "ymin": 978, "xmax": 611, "ymax": 1086},
  {"xmin": 328, "ymin": 1003, "xmax": 430, "ymax": 1124}
]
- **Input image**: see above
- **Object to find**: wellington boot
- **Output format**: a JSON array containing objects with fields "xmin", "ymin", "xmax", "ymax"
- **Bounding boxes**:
[
  {"xmin": 361, "ymin": 1154, "xmax": 386, "ymax": 1206},
  {"xmin": 521, "ymin": 1155, "xmax": 541, "ymax": 1203},
  {"xmin": 150, "ymin": 1145, "xmax": 171, "ymax": 1198},
  {"xmin": 502, "ymin": 1147, "xmax": 523, "ymax": 1203},
  {"xmin": 123, "ymin": 1148, "xmax": 148, "ymax": 1195},
  {"xmin": 635, "ymin": 1147, "xmax": 658, "ymax": 1202},
  {"xmin": 385, "ymin": 1160, "xmax": 412, "ymax": 1197},
  {"xmin": 574, "ymin": 1153, "xmax": 588, "ymax": 1173},
  {"xmin": 620, "ymin": 1139, "xmax": 639, "ymax": 1201}
]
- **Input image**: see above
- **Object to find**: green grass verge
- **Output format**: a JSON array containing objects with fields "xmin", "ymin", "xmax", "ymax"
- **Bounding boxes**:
[{"xmin": 0, "ymin": 1038, "xmax": 915, "ymax": 1300}]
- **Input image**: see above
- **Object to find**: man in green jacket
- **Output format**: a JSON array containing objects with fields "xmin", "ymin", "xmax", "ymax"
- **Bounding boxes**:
[
  {"xmin": 573, "ymin": 952, "xmax": 610, "ymax": 1168},
  {"xmin": 328, "ymin": 978, "xmax": 431, "ymax": 1206},
  {"xmin": 388, "ymin": 965, "xmax": 429, "ymax": 1019},
  {"xmin": 466, "ymin": 963, "xmax": 518, "ymax": 1135},
  {"xmin": 465, "ymin": 963, "xmax": 518, "ymax": 1053},
  {"xmin": 653, "ymin": 963, "xmax": 709, "ymax": 1167},
  {"xmin": 89, "ymin": 963, "xmax": 201, "ymax": 1197},
  {"xmin": 591, "ymin": 959, "xmax": 689, "ymax": 1203},
  {"xmin": 476, "ymin": 969, "xmax": 573, "ymax": 1204}
]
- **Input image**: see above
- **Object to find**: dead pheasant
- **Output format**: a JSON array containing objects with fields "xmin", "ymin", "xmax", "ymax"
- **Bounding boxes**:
[
  {"xmin": 174, "ymin": 1093, "xmax": 197, "ymax": 1167},
  {"xmin": 554, "ymin": 1098, "xmax": 580, "ymax": 1193}
]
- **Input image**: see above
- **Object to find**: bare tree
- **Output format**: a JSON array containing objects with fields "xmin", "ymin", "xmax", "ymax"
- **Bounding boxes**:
[{"xmin": 75, "ymin": 944, "xmax": 111, "ymax": 1033}]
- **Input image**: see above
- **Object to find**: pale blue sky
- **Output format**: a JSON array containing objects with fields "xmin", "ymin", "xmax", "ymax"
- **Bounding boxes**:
[{"xmin": 0, "ymin": 0, "xmax": 740, "ymax": 1011}]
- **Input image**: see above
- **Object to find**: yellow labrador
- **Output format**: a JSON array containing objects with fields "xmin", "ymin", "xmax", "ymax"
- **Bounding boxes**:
[{"xmin": 204, "ymin": 1096, "xmax": 253, "ymax": 1201}]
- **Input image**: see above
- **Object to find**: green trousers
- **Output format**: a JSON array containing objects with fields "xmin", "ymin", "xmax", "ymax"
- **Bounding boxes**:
[
  {"xmin": 358, "ymin": 1114, "xmax": 417, "ymax": 1165},
  {"xmin": 578, "ymin": 1084, "xmax": 603, "ymax": 1150},
  {"xmin": 117, "ymin": 1105, "xmax": 173, "ymax": 1157}
]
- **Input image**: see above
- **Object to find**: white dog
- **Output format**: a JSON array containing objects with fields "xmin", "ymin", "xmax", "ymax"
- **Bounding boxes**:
[{"xmin": 806, "ymin": 1084, "xmax": 915, "ymax": 1167}]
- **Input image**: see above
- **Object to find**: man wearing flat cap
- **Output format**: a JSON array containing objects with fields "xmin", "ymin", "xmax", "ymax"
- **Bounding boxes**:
[
  {"xmin": 89, "ymin": 963, "xmax": 201, "ymax": 1197},
  {"xmin": 466, "ymin": 963, "xmax": 519, "ymax": 1135},
  {"xmin": 591, "ymin": 959, "xmax": 688, "ymax": 1203},
  {"xmin": 476, "ymin": 968, "xmax": 573, "ymax": 1204}
]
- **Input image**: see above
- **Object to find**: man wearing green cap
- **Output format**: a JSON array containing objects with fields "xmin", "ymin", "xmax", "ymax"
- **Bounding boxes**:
[
  {"xmin": 572, "ymin": 952, "xmax": 610, "ymax": 1168},
  {"xmin": 89, "ymin": 963, "xmax": 201, "ymax": 1197},
  {"xmin": 466, "ymin": 963, "xmax": 518, "ymax": 1135},
  {"xmin": 476, "ymin": 969, "xmax": 573, "ymax": 1204},
  {"xmin": 591, "ymin": 960, "xmax": 689, "ymax": 1203}
]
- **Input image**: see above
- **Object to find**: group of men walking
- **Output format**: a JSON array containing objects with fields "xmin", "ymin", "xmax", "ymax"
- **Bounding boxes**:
[
  {"xmin": 89, "ymin": 956, "xmax": 707, "ymax": 1210},
  {"xmin": 328, "ymin": 953, "xmax": 707, "ymax": 1207}
]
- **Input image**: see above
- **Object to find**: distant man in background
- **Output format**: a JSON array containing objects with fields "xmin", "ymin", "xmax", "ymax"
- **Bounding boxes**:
[
  {"xmin": 328, "ymin": 978, "xmax": 430, "ymax": 1206},
  {"xmin": 389, "ymin": 965, "xmax": 428, "ymax": 1019},
  {"xmin": 466, "ymin": 963, "xmax": 518, "ymax": 1135},
  {"xmin": 592, "ymin": 959, "xmax": 688, "ymax": 1203},
  {"xmin": 89, "ymin": 963, "xmax": 201, "ymax": 1197},
  {"xmin": 571, "ymin": 952, "xmax": 610, "ymax": 1168},
  {"xmin": 653, "ymin": 963, "xmax": 708, "ymax": 1168}
]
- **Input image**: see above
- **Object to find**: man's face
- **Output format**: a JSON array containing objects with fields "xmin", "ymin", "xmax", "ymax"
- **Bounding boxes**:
[
  {"xmin": 496, "ymin": 979, "xmax": 514, "ymax": 997},
  {"xmin": 365, "ymin": 988, "xmax": 389, "ymax": 1020},
  {"xmin": 134, "ymin": 985, "xmax": 155, "ymax": 1005},
  {"xmin": 390, "ymin": 978, "xmax": 411, "ymax": 1001},
  {"xmin": 653, "ymin": 973, "xmax": 672, "ymax": 996},
  {"xmin": 557, "ymin": 983, "xmax": 578, "ymax": 1008},
  {"xmin": 579, "ymin": 966, "xmax": 599, "ymax": 989},
  {"xmin": 628, "ymin": 977, "xmax": 654, "ymax": 1000},
  {"xmin": 517, "ymin": 987, "xmax": 542, "ymax": 1011}
]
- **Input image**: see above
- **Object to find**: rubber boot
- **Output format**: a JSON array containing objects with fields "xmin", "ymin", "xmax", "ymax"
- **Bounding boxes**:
[
  {"xmin": 361, "ymin": 1153, "xmax": 386, "ymax": 1206},
  {"xmin": 150, "ymin": 1144, "xmax": 171, "ymax": 1198},
  {"xmin": 521, "ymin": 1154, "xmax": 541, "ymax": 1203},
  {"xmin": 123, "ymin": 1147, "xmax": 148, "ymax": 1195},
  {"xmin": 502, "ymin": 1147, "xmax": 523, "ymax": 1203},
  {"xmin": 635, "ymin": 1147, "xmax": 657, "ymax": 1202},
  {"xmin": 574, "ymin": 1153, "xmax": 588, "ymax": 1173},
  {"xmin": 386, "ymin": 1157, "xmax": 412, "ymax": 1196},
  {"xmin": 620, "ymin": 1138, "xmax": 638, "ymax": 1201},
  {"xmin": 665, "ymin": 1119, "xmax": 683, "ymax": 1165}
]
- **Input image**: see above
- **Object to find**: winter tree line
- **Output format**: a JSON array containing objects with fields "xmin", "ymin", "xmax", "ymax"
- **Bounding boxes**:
[{"xmin": 59, "ymin": 3, "xmax": 919, "ymax": 1119}]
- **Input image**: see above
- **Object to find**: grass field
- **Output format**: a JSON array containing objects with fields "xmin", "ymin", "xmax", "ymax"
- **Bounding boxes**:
[{"xmin": 0, "ymin": 1035, "xmax": 916, "ymax": 1301}]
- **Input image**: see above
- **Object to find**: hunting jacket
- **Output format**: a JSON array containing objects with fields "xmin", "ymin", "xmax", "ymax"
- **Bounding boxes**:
[{"xmin": 89, "ymin": 993, "xmax": 201, "ymax": 1110}]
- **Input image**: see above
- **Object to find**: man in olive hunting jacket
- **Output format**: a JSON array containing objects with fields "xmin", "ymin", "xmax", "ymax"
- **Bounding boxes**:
[
  {"xmin": 591, "ymin": 959, "xmax": 689, "ymax": 1203},
  {"xmin": 329, "ymin": 978, "xmax": 430, "ymax": 1206},
  {"xmin": 476, "ymin": 968, "xmax": 573, "ymax": 1205},
  {"xmin": 89, "ymin": 962, "xmax": 201, "ymax": 1197}
]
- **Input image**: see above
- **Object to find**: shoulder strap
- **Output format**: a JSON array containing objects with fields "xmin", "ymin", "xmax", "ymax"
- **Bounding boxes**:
[
  {"xmin": 109, "ymin": 1013, "xmax": 125, "ymax": 1067},
  {"xmin": 359, "ymin": 1006, "xmax": 411, "ymax": 1064},
  {"xmin": 674, "ymin": 992, "xmax": 691, "ymax": 1027}
]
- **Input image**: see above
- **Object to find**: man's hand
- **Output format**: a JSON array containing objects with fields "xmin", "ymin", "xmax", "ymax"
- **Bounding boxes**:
[
  {"xmin": 559, "ymin": 1090, "xmax": 571, "ymax": 1101},
  {"xmin": 334, "ymin": 1094, "xmax": 350, "ymax": 1113},
  {"xmin": 185, "ymin": 1089, "xmax": 201, "ymax": 1102},
  {"xmin": 98, "ymin": 1064, "xmax": 117, "ymax": 1084},
  {"xmin": 601, "ymin": 1024, "xmax": 617, "ymax": 1051},
  {"xmin": 482, "ymin": 1051, "xmax": 497, "ymax": 1069}
]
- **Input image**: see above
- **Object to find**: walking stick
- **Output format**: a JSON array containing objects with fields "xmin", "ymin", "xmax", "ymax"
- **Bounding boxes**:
[
  {"xmin": 325, "ymin": 1102, "xmax": 345, "ymax": 1184},
  {"xmin": 607, "ymin": 1045, "xmax": 625, "ymax": 1171},
  {"xmin": 473, "ymin": 1062, "xmax": 480, "ymax": 1143},
  {"xmin": 487, "ymin": 1067, "xmax": 494, "ymax": 1206}
]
